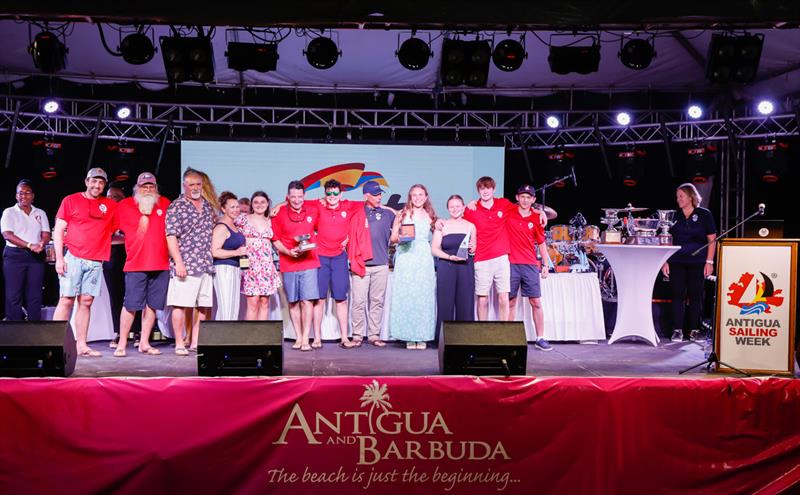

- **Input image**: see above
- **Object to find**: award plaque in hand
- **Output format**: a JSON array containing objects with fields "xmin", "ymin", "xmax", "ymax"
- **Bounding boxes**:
[
  {"xmin": 456, "ymin": 231, "xmax": 471, "ymax": 260},
  {"xmin": 399, "ymin": 223, "xmax": 416, "ymax": 243},
  {"xmin": 295, "ymin": 234, "xmax": 317, "ymax": 252}
]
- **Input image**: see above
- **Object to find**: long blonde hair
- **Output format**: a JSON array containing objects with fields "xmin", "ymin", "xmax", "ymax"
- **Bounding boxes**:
[
  {"xmin": 198, "ymin": 170, "xmax": 220, "ymax": 213},
  {"xmin": 400, "ymin": 184, "xmax": 437, "ymax": 231}
]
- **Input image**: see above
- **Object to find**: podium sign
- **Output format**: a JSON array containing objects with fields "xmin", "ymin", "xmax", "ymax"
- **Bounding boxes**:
[{"xmin": 716, "ymin": 239, "xmax": 797, "ymax": 375}]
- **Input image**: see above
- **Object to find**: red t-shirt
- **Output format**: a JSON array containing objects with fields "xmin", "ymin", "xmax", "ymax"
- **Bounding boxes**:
[
  {"xmin": 271, "ymin": 203, "xmax": 320, "ymax": 272},
  {"xmin": 56, "ymin": 192, "xmax": 119, "ymax": 262},
  {"xmin": 116, "ymin": 196, "xmax": 172, "ymax": 272},
  {"xmin": 463, "ymin": 197, "xmax": 512, "ymax": 262},
  {"xmin": 314, "ymin": 200, "xmax": 364, "ymax": 257},
  {"xmin": 507, "ymin": 207, "xmax": 547, "ymax": 266}
]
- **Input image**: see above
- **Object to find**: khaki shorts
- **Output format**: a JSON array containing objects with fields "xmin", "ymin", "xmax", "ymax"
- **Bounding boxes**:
[
  {"xmin": 166, "ymin": 273, "xmax": 213, "ymax": 308},
  {"xmin": 474, "ymin": 254, "xmax": 510, "ymax": 296}
]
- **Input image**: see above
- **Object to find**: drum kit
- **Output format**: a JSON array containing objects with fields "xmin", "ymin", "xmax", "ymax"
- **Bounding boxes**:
[{"xmin": 542, "ymin": 204, "xmax": 677, "ymax": 302}]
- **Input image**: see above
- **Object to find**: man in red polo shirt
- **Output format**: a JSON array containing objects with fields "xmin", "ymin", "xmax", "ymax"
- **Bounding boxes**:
[
  {"xmin": 507, "ymin": 184, "xmax": 552, "ymax": 351},
  {"xmin": 52, "ymin": 167, "xmax": 119, "ymax": 357},
  {"xmin": 112, "ymin": 172, "xmax": 171, "ymax": 357},
  {"xmin": 272, "ymin": 180, "xmax": 321, "ymax": 352}
]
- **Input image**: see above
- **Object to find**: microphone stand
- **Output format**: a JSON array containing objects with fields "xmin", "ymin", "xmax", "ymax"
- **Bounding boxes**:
[
  {"xmin": 536, "ymin": 171, "xmax": 575, "ymax": 209},
  {"xmin": 678, "ymin": 206, "xmax": 764, "ymax": 376}
]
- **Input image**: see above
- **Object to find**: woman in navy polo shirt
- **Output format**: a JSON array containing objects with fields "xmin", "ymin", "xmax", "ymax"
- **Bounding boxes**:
[{"xmin": 661, "ymin": 183, "xmax": 716, "ymax": 342}]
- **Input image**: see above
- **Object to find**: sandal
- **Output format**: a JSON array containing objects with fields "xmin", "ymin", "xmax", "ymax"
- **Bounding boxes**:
[
  {"xmin": 369, "ymin": 339, "xmax": 387, "ymax": 347},
  {"xmin": 188, "ymin": 347, "xmax": 198, "ymax": 353},
  {"xmin": 417, "ymin": 342, "xmax": 427, "ymax": 350},
  {"xmin": 291, "ymin": 341, "xmax": 302, "ymax": 350},
  {"xmin": 109, "ymin": 339, "xmax": 119, "ymax": 349},
  {"xmin": 311, "ymin": 340, "xmax": 323, "ymax": 349},
  {"xmin": 351, "ymin": 338, "xmax": 363, "ymax": 347},
  {"xmin": 338, "ymin": 340, "xmax": 357, "ymax": 349},
  {"xmin": 113, "ymin": 348, "xmax": 127, "ymax": 358},
  {"xmin": 300, "ymin": 344, "xmax": 313, "ymax": 352},
  {"xmin": 79, "ymin": 349, "xmax": 103, "ymax": 358},
  {"xmin": 175, "ymin": 347, "xmax": 189, "ymax": 356},
  {"xmin": 139, "ymin": 347, "xmax": 162, "ymax": 356}
]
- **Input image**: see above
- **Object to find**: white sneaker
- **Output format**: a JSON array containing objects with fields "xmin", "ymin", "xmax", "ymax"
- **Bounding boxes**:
[
  {"xmin": 689, "ymin": 329, "xmax": 701, "ymax": 342},
  {"xmin": 671, "ymin": 330, "xmax": 684, "ymax": 342}
]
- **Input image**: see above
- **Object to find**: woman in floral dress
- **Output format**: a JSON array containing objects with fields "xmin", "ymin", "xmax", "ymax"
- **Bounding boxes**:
[{"xmin": 235, "ymin": 191, "xmax": 282, "ymax": 320}]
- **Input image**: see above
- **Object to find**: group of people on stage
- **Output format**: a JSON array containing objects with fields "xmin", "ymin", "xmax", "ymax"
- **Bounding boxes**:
[{"xmin": 1, "ymin": 164, "xmax": 715, "ymax": 358}]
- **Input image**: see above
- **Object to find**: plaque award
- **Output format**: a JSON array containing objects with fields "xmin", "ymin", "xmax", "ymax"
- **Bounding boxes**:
[
  {"xmin": 456, "ymin": 231, "xmax": 471, "ymax": 260},
  {"xmin": 399, "ymin": 223, "xmax": 416, "ymax": 243}
]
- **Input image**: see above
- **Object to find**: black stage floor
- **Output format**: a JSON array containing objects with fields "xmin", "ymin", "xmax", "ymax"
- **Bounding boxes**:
[{"xmin": 72, "ymin": 338, "xmax": 797, "ymax": 378}]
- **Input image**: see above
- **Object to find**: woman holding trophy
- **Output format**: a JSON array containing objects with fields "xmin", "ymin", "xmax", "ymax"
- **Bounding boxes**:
[{"xmin": 211, "ymin": 191, "xmax": 248, "ymax": 320}]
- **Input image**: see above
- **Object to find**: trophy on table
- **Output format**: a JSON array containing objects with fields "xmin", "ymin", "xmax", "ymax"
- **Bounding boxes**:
[
  {"xmin": 295, "ymin": 233, "xmax": 316, "ymax": 252},
  {"xmin": 399, "ymin": 223, "xmax": 416, "ymax": 243},
  {"xmin": 656, "ymin": 210, "xmax": 677, "ymax": 245},
  {"xmin": 600, "ymin": 208, "xmax": 622, "ymax": 243}
]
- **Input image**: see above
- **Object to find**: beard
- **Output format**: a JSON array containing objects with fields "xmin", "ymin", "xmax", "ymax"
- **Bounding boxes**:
[{"xmin": 135, "ymin": 191, "xmax": 159, "ymax": 215}]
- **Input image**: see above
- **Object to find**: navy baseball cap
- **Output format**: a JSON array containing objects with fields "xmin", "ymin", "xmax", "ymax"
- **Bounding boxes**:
[
  {"xmin": 362, "ymin": 180, "xmax": 385, "ymax": 195},
  {"xmin": 517, "ymin": 184, "xmax": 536, "ymax": 196}
]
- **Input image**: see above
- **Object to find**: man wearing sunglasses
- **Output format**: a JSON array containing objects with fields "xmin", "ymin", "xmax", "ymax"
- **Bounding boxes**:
[{"xmin": 52, "ymin": 167, "xmax": 119, "ymax": 357}]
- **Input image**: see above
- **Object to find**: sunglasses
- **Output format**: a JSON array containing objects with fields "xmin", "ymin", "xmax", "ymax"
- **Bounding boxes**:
[{"xmin": 325, "ymin": 190, "xmax": 340, "ymax": 196}]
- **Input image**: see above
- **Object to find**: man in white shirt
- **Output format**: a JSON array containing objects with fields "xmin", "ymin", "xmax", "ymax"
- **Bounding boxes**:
[{"xmin": 1, "ymin": 180, "xmax": 51, "ymax": 320}]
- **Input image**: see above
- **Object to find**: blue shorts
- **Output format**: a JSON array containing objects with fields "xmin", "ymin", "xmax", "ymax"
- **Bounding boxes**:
[
  {"xmin": 318, "ymin": 252, "xmax": 350, "ymax": 301},
  {"xmin": 59, "ymin": 251, "xmax": 104, "ymax": 298},
  {"xmin": 283, "ymin": 268, "xmax": 320, "ymax": 303},
  {"xmin": 124, "ymin": 270, "xmax": 169, "ymax": 311},
  {"xmin": 510, "ymin": 263, "xmax": 541, "ymax": 299}
]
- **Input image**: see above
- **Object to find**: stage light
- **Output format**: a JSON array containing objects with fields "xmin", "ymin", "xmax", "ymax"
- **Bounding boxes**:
[
  {"xmin": 545, "ymin": 116, "xmax": 560, "ymax": 129},
  {"xmin": 545, "ymin": 146, "xmax": 575, "ymax": 188},
  {"xmin": 617, "ymin": 147, "xmax": 646, "ymax": 187},
  {"xmin": 440, "ymin": 39, "xmax": 492, "ymax": 87},
  {"xmin": 687, "ymin": 105, "xmax": 703, "ymax": 119},
  {"xmin": 120, "ymin": 32, "xmax": 155, "ymax": 65},
  {"xmin": 226, "ymin": 41, "xmax": 279, "ymax": 72},
  {"xmin": 492, "ymin": 39, "xmax": 526, "ymax": 72},
  {"xmin": 32, "ymin": 138, "xmax": 62, "ymax": 179},
  {"xmin": 106, "ymin": 143, "xmax": 137, "ymax": 182},
  {"xmin": 159, "ymin": 35, "xmax": 215, "ymax": 84},
  {"xmin": 548, "ymin": 39, "xmax": 600, "ymax": 75},
  {"xmin": 706, "ymin": 33, "xmax": 764, "ymax": 84},
  {"xmin": 752, "ymin": 139, "xmax": 788, "ymax": 183},
  {"xmin": 115, "ymin": 105, "xmax": 131, "ymax": 119},
  {"xmin": 29, "ymin": 31, "xmax": 68, "ymax": 73},
  {"xmin": 616, "ymin": 112, "xmax": 631, "ymax": 126},
  {"xmin": 619, "ymin": 38, "xmax": 655, "ymax": 70},
  {"xmin": 685, "ymin": 142, "xmax": 717, "ymax": 183},
  {"xmin": 304, "ymin": 36, "xmax": 341, "ymax": 70},
  {"xmin": 757, "ymin": 100, "xmax": 774, "ymax": 115},
  {"xmin": 42, "ymin": 99, "xmax": 60, "ymax": 114},
  {"xmin": 396, "ymin": 37, "xmax": 431, "ymax": 71}
]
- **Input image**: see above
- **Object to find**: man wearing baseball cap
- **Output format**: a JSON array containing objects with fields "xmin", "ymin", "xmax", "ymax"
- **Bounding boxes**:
[
  {"xmin": 507, "ymin": 184, "xmax": 551, "ymax": 351},
  {"xmin": 52, "ymin": 167, "xmax": 119, "ymax": 357},
  {"xmin": 111, "ymin": 172, "xmax": 172, "ymax": 357}
]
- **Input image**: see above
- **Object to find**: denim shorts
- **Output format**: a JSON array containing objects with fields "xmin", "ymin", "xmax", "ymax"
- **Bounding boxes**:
[
  {"xmin": 59, "ymin": 251, "xmax": 104, "ymax": 298},
  {"xmin": 283, "ymin": 268, "xmax": 320, "ymax": 303},
  {"xmin": 510, "ymin": 263, "xmax": 541, "ymax": 299}
]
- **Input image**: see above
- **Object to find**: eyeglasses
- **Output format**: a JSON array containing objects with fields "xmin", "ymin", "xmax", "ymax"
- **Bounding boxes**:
[{"xmin": 325, "ymin": 190, "xmax": 340, "ymax": 196}]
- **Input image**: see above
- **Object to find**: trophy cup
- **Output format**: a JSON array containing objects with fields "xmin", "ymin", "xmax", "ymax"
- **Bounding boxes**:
[
  {"xmin": 600, "ymin": 208, "xmax": 622, "ymax": 243},
  {"xmin": 399, "ymin": 223, "xmax": 416, "ymax": 243},
  {"xmin": 656, "ymin": 210, "xmax": 676, "ymax": 245},
  {"xmin": 295, "ymin": 234, "xmax": 316, "ymax": 252}
]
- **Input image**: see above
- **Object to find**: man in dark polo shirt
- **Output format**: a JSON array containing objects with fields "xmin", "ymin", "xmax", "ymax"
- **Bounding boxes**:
[{"xmin": 350, "ymin": 180, "xmax": 395, "ymax": 347}]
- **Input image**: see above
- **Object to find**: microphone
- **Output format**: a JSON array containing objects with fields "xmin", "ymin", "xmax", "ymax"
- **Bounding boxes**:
[
  {"xmin": 758, "ymin": 203, "xmax": 765, "ymax": 216},
  {"xmin": 571, "ymin": 166, "xmax": 578, "ymax": 188}
]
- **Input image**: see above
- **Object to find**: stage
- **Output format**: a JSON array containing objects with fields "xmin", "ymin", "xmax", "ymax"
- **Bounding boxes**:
[{"xmin": 67, "ymin": 338, "xmax": 761, "ymax": 378}]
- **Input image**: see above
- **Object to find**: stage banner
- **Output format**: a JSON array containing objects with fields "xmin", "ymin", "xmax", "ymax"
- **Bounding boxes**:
[
  {"xmin": 716, "ymin": 239, "xmax": 798, "ymax": 375},
  {"xmin": 1, "ymin": 377, "xmax": 800, "ymax": 495}
]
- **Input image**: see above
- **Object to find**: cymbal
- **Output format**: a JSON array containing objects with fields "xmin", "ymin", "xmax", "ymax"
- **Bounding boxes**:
[
  {"xmin": 534, "ymin": 203, "xmax": 558, "ymax": 220},
  {"xmin": 618, "ymin": 204, "xmax": 648, "ymax": 212}
]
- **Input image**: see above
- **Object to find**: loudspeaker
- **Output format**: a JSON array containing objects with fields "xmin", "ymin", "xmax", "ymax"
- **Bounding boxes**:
[
  {"xmin": 0, "ymin": 321, "xmax": 77, "ymax": 377},
  {"xmin": 439, "ymin": 321, "xmax": 528, "ymax": 376},
  {"xmin": 197, "ymin": 321, "xmax": 283, "ymax": 376}
]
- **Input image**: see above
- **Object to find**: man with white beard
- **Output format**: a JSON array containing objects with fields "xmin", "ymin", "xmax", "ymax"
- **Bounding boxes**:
[{"xmin": 112, "ymin": 172, "xmax": 172, "ymax": 356}]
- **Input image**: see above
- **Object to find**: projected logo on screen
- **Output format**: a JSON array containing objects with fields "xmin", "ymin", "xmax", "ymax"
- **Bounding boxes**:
[
  {"xmin": 301, "ymin": 163, "xmax": 389, "ymax": 192},
  {"xmin": 727, "ymin": 272, "xmax": 784, "ymax": 315}
]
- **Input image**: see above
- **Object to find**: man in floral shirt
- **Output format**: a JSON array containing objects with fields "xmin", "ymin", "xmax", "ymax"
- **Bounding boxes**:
[{"xmin": 165, "ymin": 168, "xmax": 215, "ymax": 355}]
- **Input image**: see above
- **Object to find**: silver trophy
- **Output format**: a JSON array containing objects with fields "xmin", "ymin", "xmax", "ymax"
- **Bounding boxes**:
[
  {"xmin": 600, "ymin": 208, "xmax": 622, "ymax": 243},
  {"xmin": 656, "ymin": 209, "xmax": 676, "ymax": 245},
  {"xmin": 295, "ymin": 234, "xmax": 316, "ymax": 252}
]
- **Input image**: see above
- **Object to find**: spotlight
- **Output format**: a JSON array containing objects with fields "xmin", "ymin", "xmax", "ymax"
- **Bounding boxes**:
[
  {"xmin": 396, "ymin": 37, "xmax": 432, "ymax": 71},
  {"xmin": 706, "ymin": 33, "xmax": 764, "ymax": 84},
  {"xmin": 548, "ymin": 39, "xmax": 600, "ymax": 75},
  {"xmin": 492, "ymin": 39, "xmax": 527, "ymax": 72},
  {"xmin": 29, "ymin": 31, "xmax": 68, "ymax": 73},
  {"xmin": 115, "ymin": 105, "xmax": 132, "ymax": 119},
  {"xmin": 757, "ymin": 100, "xmax": 774, "ymax": 115},
  {"xmin": 687, "ymin": 105, "xmax": 703, "ymax": 119},
  {"xmin": 304, "ymin": 36, "xmax": 341, "ymax": 70},
  {"xmin": 159, "ymin": 36, "xmax": 215, "ymax": 84},
  {"xmin": 616, "ymin": 112, "xmax": 632, "ymax": 126},
  {"xmin": 545, "ymin": 116, "xmax": 560, "ymax": 129},
  {"xmin": 440, "ymin": 39, "xmax": 492, "ymax": 87},
  {"xmin": 226, "ymin": 42, "xmax": 279, "ymax": 72},
  {"xmin": 619, "ymin": 38, "xmax": 655, "ymax": 70},
  {"xmin": 120, "ymin": 32, "xmax": 155, "ymax": 65},
  {"xmin": 42, "ymin": 99, "xmax": 60, "ymax": 114}
]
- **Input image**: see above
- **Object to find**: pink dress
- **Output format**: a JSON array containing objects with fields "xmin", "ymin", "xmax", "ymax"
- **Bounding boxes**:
[{"xmin": 235, "ymin": 214, "xmax": 282, "ymax": 296}]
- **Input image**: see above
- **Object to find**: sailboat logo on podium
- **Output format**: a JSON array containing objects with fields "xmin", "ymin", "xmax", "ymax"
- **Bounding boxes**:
[{"xmin": 727, "ymin": 272, "xmax": 784, "ymax": 315}]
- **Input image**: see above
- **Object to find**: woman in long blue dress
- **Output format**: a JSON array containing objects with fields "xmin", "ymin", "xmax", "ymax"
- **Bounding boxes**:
[{"xmin": 389, "ymin": 184, "xmax": 437, "ymax": 349}]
